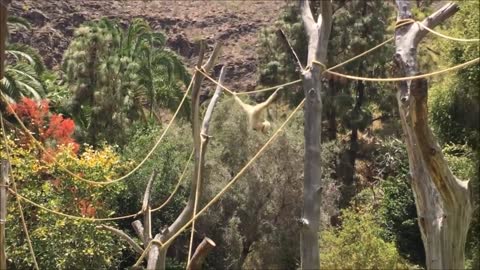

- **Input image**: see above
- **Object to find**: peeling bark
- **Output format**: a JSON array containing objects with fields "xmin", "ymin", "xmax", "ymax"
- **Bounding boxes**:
[{"xmin": 394, "ymin": 1, "xmax": 472, "ymax": 269}]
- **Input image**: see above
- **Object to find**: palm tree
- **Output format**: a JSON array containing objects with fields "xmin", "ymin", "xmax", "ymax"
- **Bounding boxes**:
[
  {"xmin": 62, "ymin": 18, "xmax": 190, "ymax": 146},
  {"xmin": 1, "ymin": 17, "xmax": 46, "ymax": 102}
]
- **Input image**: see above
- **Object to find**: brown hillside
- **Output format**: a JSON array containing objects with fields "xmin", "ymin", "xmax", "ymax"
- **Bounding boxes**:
[{"xmin": 10, "ymin": 0, "xmax": 288, "ymax": 91}]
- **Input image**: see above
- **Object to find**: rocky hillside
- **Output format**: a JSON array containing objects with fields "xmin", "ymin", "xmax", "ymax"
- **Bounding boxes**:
[{"xmin": 10, "ymin": 0, "xmax": 288, "ymax": 91}]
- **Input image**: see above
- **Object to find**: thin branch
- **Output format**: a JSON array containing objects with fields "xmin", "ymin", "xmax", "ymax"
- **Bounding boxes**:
[
  {"xmin": 142, "ymin": 170, "xmax": 158, "ymax": 213},
  {"xmin": 202, "ymin": 42, "xmax": 223, "ymax": 72},
  {"xmin": 144, "ymin": 207, "xmax": 152, "ymax": 244},
  {"xmin": 202, "ymin": 65, "xmax": 226, "ymax": 133},
  {"xmin": 300, "ymin": 0, "xmax": 315, "ymax": 35},
  {"xmin": 97, "ymin": 225, "xmax": 144, "ymax": 255},
  {"xmin": 276, "ymin": 29, "xmax": 304, "ymax": 71}
]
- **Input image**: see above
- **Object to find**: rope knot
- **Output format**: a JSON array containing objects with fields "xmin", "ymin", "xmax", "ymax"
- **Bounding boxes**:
[{"xmin": 312, "ymin": 60, "xmax": 327, "ymax": 72}]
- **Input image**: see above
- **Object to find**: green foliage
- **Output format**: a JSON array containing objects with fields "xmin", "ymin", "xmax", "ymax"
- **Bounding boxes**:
[
  {"xmin": 62, "ymin": 18, "xmax": 190, "ymax": 146},
  {"xmin": 375, "ymin": 138, "xmax": 425, "ymax": 266},
  {"xmin": 198, "ymin": 98, "xmax": 340, "ymax": 269},
  {"xmin": 320, "ymin": 206, "xmax": 409, "ymax": 269},
  {"xmin": 0, "ymin": 136, "xmax": 131, "ymax": 269},
  {"xmin": 118, "ymin": 122, "xmax": 192, "ymax": 228},
  {"xmin": 428, "ymin": 0, "xmax": 480, "ymax": 149}
]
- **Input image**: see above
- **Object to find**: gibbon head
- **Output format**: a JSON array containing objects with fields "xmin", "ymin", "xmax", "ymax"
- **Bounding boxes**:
[{"xmin": 260, "ymin": 120, "xmax": 271, "ymax": 133}]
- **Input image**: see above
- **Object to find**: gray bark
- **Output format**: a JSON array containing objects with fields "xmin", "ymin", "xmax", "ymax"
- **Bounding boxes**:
[
  {"xmin": 394, "ymin": 1, "xmax": 472, "ymax": 269},
  {"xmin": 299, "ymin": 0, "xmax": 332, "ymax": 269}
]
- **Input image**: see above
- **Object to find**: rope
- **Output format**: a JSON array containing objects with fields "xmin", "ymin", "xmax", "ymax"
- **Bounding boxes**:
[
  {"xmin": 313, "ymin": 57, "xmax": 479, "ymax": 82},
  {"xmin": 0, "ymin": 72, "xmax": 196, "ymax": 186},
  {"xmin": 328, "ymin": 37, "xmax": 394, "ymax": 71},
  {"xmin": 1, "ymin": 114, "xmax": 40, "ymax": 270},
  {"xmin": 236, "ymin": 80, "xmax": 302, "ymax": 95},
  {"xmin": 195, "ymin": 67, "xmax": 299, "ymax": 95},
  {"xmin": 397, "ymin": 18, "xmax": 480, "ymax": 42},
  {"xmin": 7, "ymin": 189, "xmax": 138, "ymax": 221},
  {"xmin": 5, "ymin": 148, "xmax": 193, "ymax": 222},
  {"xmin": 134, "ymin": 239, "xmax": 165, "ymax": 267},
  {"xmin": 134, "ymin": 97, "xmax": 306, "ymax": 267},
  {"xmin": 151, "ymin": 148, "xmax": 193, "ymax": 212}
]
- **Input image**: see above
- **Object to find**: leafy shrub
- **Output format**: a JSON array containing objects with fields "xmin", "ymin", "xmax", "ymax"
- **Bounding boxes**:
[
  {"xmin": 1, "ymin": 136, "xmax": 131, "ymax": 269},
  {"xmin": 320, "ymin": 206, "xmax": 410, "ymax": 269}
]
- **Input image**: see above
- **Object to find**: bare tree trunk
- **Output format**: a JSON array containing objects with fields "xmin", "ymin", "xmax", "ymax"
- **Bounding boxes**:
[
  {"xmin": 0, "ymin": 0, "xmax": 10, "ymax": 80},
  {"xmin": 394, "ymin": 2, "xmax": 472, "ymax": 269},
  {"xmin": 299, "ymin": 1, "xmax": 332, "ymax": 269},
  {"xmin": 146, "ymin": 42, "xmax": 223, "ymax": 269}
]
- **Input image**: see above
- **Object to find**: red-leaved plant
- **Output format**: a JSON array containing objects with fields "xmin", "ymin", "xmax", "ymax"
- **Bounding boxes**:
[{"xmin": 8, "ymin": 97, "xmax": 79, "ymax": 159}]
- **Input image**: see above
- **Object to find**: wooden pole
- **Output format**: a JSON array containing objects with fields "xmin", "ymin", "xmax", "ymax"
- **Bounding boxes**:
[
  {"xmin": 0, "ymin": 160, "xmax": 9, "ymax": 270},
  {"xmin": 0, "ymin": 0, "xmax": 11, "ymax": 79}
]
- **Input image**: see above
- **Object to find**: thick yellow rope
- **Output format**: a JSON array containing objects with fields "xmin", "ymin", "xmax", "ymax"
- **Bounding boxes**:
[
  {"xmin": 196, "ymin": 67, "xmax": 299, "ymax": 96},
  {"xmin": 7, "ymin": 189, "xmax": 138, "ymax": 221},
  {"xmin": 313, "ymin": 57, "xmax": 479, "ymax": 82},
  {"xmin": 6, "ymin": 148, "xmax": 194, "ymax": 222},
  {"xmin": 398, "ymin": 18, "xmax": 480, "ymax": 42},
  {"xmin": 134, "ymin": 97, "xmax": 306, "ymax": 267},
  {"xmin": 236, "ymin": 80, "xmax": 302, "ymax": 95},
  {"xmin": 0, "ymin": 72, "xmax": 196, "ymax": 186},
  {"xmin": 1, "ymin": 114, "xmax": 39, "ymax": 270}
]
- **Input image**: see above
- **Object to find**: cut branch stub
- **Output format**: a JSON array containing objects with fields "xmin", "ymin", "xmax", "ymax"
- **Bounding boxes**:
[{"xmin": 187, "ymin": 237, "xmax": 216, "ymax": 270}]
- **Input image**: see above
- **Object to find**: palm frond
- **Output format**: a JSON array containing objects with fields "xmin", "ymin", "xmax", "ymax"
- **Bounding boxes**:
[
  {"xmin": 6, "ymin": 43, "xmax": 46, "ymax": 74},
  {"xmin": 4, "ymin": 63, "xmax": 45, "ymax": 100},
  {"xmin": 7, "ymin": 16, "xmax": 32, "ymax": 31}
]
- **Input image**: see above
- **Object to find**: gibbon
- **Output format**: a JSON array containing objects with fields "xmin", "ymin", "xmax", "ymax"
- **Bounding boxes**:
[{"xmin": 233, "ymin": 87, "xmax": 281, "ymax": 133}]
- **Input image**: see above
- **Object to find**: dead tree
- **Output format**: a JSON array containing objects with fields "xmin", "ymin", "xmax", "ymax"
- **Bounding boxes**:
[
  {"xmin": 145, "ymin": 41, "xmax": 222, "ymax": 270},
  {"xmin": 394, "ymin": 1, "xmax": 472, "ymax": 269},
  {"xmin": 100, "ymin": 42, "xmax": 224, "ymax": 269},
  {"xmin": 299, "ymin": 0, "xmax": 332, "ymax": 269},
  {"xmin": 101, "ymin": 41, "xmax": 223, "ymax": 270}
]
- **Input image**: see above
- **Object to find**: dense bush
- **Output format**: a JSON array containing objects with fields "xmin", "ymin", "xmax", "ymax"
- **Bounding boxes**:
[
  {"xmin": 1, "ymin": 136, "xmax": 131, "ymax": 269},
  {"xmin": 320, "ymin": 206, "xmax": 409, "ymax": 269}
]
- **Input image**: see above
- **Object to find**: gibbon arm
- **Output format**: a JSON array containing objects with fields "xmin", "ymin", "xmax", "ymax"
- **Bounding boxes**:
[
  {"xmin": 233, "ymin": 94, "xmax": 253, "ymax": 112},
  {"xmin": 233, "ymin": 87, "xmax": 282, "ymax": 132},
  {"xmin": 254, "ymin": 87, "xmax": 282, "ymax": 113}
]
